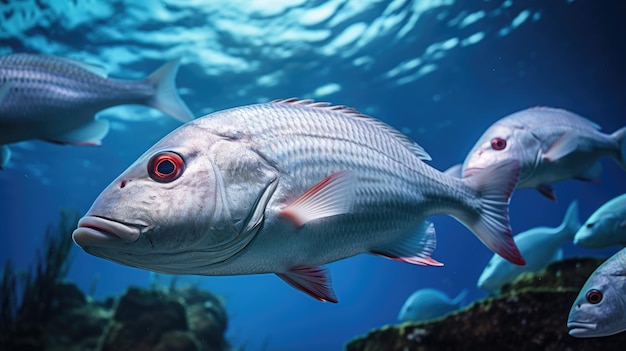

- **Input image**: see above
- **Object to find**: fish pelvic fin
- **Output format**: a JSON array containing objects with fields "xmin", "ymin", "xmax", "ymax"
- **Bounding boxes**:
[
  {"xmin": 611, "ymin": 126, "xmax": 626, "ymax": 170},
  {"xmin": 276, "ymin": 266, "xmax": 338, "ymax": 303},
  {"xmin": 44, "ymin": 119, "xmax": 109, "ymax": 145},
  {"xmin": 146, "ymin": 57, "xmax": 194, "ymax": 123},
  {"xmin": 462, "ymin": 159, "xmax": 526, "ymax": 266},
  {"xmin": 370, "ymin": 221, "xmax": 443, "ymax": 266},
  {"xmin": 279, "ymin": 170, "xmax": 355, "ymax": 228},
  {"xmin": 536, "ymin": 184, "xmax": 557, "ymax": 201}
]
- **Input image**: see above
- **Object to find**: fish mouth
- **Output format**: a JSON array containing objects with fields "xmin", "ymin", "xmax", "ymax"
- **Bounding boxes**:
[
  {"xmin": 567, "ymin": 321, "xmax": 597, "ymax": 337},
  {"xmin": 72, "ymin": 215, "xmax": 147, "ymax": 248},
  {"xmin": 463, "ymin": 167, "xmax": 484, "ymax": 177}
]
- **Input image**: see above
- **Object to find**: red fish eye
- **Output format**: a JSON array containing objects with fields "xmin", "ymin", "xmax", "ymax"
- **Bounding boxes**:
[
  {"xmin": 586, "ymin": 289, "xmax": 603, "ymax": 304},
  {"xmin": 147, "ymin": 151, "xmax": 185, "ymax": 183},
  {"xmin": 491, "ymin": 137, "xmax": 507, "ymax": 150}
]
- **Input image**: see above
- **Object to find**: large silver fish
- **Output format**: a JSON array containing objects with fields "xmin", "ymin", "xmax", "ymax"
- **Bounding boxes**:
[
  {"xmin": 568, "ymin": 247, "xmax": 626, "ymax": 337},
  {"xmin": 72, "ymin": 99, "xmax": 523, "ymax": 302},
  {"xmin": 451, "ymin": 107, "xmax": 626, "ymax": 200},
  {"xmin": 574, "ymin": 193, "xmax": 626, "ymax": 248},
  {"xmin": 0, "ymin": 53, "xmax": 193, "ymax": 168}
]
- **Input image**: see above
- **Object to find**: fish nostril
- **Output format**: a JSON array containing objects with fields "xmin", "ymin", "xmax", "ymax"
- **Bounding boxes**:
[{"xmin": 120, "ymin": 180, "xmax": 127, "ymax": 189}]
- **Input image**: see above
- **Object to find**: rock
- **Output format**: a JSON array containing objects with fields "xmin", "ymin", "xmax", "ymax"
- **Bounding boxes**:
[{"xmin": 346, "ymin": 257, "xmax": 626, "ymax": 351}]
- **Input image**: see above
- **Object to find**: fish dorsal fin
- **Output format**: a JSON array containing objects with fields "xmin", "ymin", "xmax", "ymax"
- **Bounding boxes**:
[
  {"xmin": 529, "ymin": 106, "xmax": 602, "ymax": 130},
  {"xmin": 271, "ymin": 98, "xmax": 431, "ymax": 161},
  {"xmin": 53, "ymin": 56, "xmax": 108, "ymax": 77}
]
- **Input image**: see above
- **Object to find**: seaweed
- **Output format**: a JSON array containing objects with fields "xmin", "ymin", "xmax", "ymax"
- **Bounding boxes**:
[{"xmin": 0, "ymin": 209, "xmax": 81, "ymax": 349}]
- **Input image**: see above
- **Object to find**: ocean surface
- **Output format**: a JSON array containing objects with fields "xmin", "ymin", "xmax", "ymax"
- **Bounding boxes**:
[{"xmin": 1, "ymin": 0, "xmax": 625, "ymax": 350}]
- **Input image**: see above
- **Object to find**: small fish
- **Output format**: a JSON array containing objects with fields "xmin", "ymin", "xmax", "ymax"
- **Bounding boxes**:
[
  {"xmin": 450, "ymin": 107, "xmax": 626, "ymax": 201},
  {"xmin": 568, "ymin": 247, "xmax": 626, "ymax": 337},
  {"xmin": 574, "ymin": 193, "xmax": 626, "ymax": 248},
  {"xmin": 477, "ymin": 201, "xmax": 580, "ymax": 294},
  {"xmin": 0, "ymin": 53, "xmax": 193, "ymax": 168},
  {"xmin": 398, "ymin": 288, "xmax": 467, "ymax": 322},
  {"xmin": 72, "ymin": 99, "xmax": 523, "ymax": 303}
]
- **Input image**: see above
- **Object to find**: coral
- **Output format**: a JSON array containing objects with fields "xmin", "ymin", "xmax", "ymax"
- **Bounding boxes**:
[{"xmin": 346, "ymin": 257, "xmax": 626, "ymax": 351}]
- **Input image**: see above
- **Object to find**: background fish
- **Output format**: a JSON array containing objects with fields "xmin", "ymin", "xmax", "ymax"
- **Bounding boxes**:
[
  {"xmin": 477, "ymin": 201, "xmax": 580, "ymax": 294},
  {"xmin": 568, "ymin": 247, "xmax": 626, "ymax": 338},
  {"xmin": 452, "ymin": 107, "xmax": 626, "ymax": 200},
  {"xmin": 0, "ymin": 53, "xmax": 194, "ymax": 168},
  {"xmin": 72, "ymin": 99, "xmax": 523, "ymax": 303},
  {"xmin": 575, "ymin": 193, "xmax": 626, "ymax": 248},
  {"xmin": 398, "ymin": 288, "xmax": 467, "ymax": 322}
]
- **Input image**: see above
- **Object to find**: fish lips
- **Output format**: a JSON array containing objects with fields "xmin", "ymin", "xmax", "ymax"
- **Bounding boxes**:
[
  {"xmin": 567, "ymin": 321, "xmax": 597, "ymax": 337},
  {"xmin": 463, "ymin": 167, "xmax": 483, "ymax": 177},
  {"xmin": 73, "ymin": 215, "xmax": 146, "ymax": 248}
]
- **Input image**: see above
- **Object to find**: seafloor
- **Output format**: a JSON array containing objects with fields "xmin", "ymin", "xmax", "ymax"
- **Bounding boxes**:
[{"xmin": 346, "ymin": 256, "xmax": 626, "ymax": 351}]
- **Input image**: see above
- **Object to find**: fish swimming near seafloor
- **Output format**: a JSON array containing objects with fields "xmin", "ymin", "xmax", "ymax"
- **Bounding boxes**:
[
  {"xmin": 568, "ymin": 247, "xmax": 626, "ymax": 338},
  {"xmin": 447, "ymin": 107, "xmax": 626, "ymax": 201},
  {"xmin": 574, "ymin": 193, "xmax": 626, "ymax": 248},
  {"xmin": 398, "ymin": 288, "xmax": 467, "ymax": 322},
  {"xmin": 72, "ymin": 98, "xmax": 523, "ymax": 302},
  {"xmin": 0, "ymin": 53, "xmax": 194, "ymax": 169},
  {"xmin": 477, "ymin": 201, "xmax": 580, "ymax": 294}
]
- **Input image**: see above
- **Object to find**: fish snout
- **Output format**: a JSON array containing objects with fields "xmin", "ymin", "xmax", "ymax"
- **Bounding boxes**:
[
  {"xmin": 463, "ymin": 167, "xmax": 484, "ymax": 177},
  {"xmin": 72, "ymin": 215, "xmax": 147, "ymax": 248}
]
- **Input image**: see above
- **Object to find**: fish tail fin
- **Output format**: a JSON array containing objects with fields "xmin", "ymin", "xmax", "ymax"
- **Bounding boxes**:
[
  {"xmin": 0, "ymin": 145, "xmax": 11, "ymax": 170},
  {"xmin": 452, "ymin": 289, "xmax": 468, "ymax": 308},
  {"xmin": 146, "ymin": 58, "xmax": 194, "ymax": 123},
  {"xmin": 559, "ymin": 200, "xmax": 581, "ymax": 241},
  {"xmin": 461, "ymin": 160, "xmax": 525, "ymax": 266},
  {"xmin": 611, "ymin": 126, "xmax": 626, "ymax": 170}
]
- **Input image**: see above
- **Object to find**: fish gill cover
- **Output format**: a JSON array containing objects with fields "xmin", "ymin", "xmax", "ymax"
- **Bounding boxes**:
[{"xmin": 1, "ymin": 0, "xmax": 625, "ymax": 350}]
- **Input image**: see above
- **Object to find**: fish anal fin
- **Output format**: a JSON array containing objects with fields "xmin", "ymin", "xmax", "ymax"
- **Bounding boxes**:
[
  {"xmin": 44, "ymin": 119, "xmax": 110, "ymax": 145},
  {"xmin": 279, "ymin": 170, "xmax": 355, "ymax": 228},
  {"xmin": 370, "ymin": 222, "xmax": 443, "ymax": 266},
  {"xmin": 536, "ymin": 184, "xmax": 557, "ymax": 201},
  {"xmin": 544, "ymin": 131, "xmax": 580, "ymax": 162},
  {"xmin": 276, "ymin": 266, "xmax": 338, "ymax": 303},
  {"xmin": 573, "ymin": 162, "xmax": 602, "ymax": 183}
]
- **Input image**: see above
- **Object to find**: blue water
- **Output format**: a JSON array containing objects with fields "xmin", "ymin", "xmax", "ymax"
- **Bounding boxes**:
[{"xmin": 1, "ymin": 0, "xmax": 625, "ymax": 350}]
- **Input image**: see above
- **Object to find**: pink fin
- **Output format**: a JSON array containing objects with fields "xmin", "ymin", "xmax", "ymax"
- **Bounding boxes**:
[
  {"xmin": 461, "ymin": 159, "xmax": 526, "ymax": 266},
  {"xmin": 276, "ymin": 266, "xmax": 338, "ymax": 303},
  {"xmin": 544, "ymin": 131, "xmax": 579, "ymax": 162},
  {"xmin": 536, "ymin": 184, "xmax": 557, "ymax": 201},
  {"xmin": 279, "ymin": 170, "xmax": 355, "ymax": 228},
  {"xmin": 370, "ymin": 222, "xmax": 443, "ymax": 266}
]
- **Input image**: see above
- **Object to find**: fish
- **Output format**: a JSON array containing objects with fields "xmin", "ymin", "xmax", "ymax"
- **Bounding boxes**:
[
  {"xmin": 72, "ymin": 98, "xmax": 523, "ymax": 303},
  {"xmin": 477, "ymin": 201, "xmax": 580, "ymax": 294},
  {"xmin": 568, "ymin": 247, "xmax": 626, "ymax": 337},
  {"xmin": 574, "ymin": 193, "xmax": 626, "ymax": 248},
  {"xmin": 398, "ymin": 288, "xmax": 467, "ymax": 322},
  {"xmin": 449, "ymin": 107, "xmax": 626, "ymax": 201},
  {"xmin": 0, "ymin": 53, "xmax": 194, "ymax": 168}
]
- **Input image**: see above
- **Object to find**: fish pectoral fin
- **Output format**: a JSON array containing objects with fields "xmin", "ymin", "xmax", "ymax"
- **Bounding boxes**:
[
  {"xmin": 370, "ymin": 221, "xmax": 443, "ymax": 266},
  {"xmin": 276, "ymin": 266, "xmax": 338, "ymax": 303},
  {"xmin": 573, "ymin": 162, "xmax": 602, "ymax": 183},
  {"xmin": 536, "ymin": 184, "xmax": 557, "ymax": 201},
  {"xmin": 544, "ymin": 131, "xmax": 581, "ymax": 162},
  {"xmin": 443, "ymin": 163, "xmax": 463, "ymax": 178},
  {"xmin": 44, "ymin": 119, "xmax": 110, "ymax": 145},
  {"xmin": 279, "ymin": 170, "xmax": 355, "ymax": 228}
]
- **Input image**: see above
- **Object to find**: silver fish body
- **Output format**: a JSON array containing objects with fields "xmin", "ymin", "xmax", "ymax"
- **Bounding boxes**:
[
  {"xmin": 0, "ymin": 53, "xmax": 193, "ymax": 167},
  {"xmin": 398, "ymin": 288, "xmax": 467, "ymax": 322},
  {"xmin": 72, "ymin": 99, "xmax": 523, "ymax": 302},
  {"xmin": 574, "ymin": 193, "xmax": 626, "ymax": 248},
  {"xmin": 460, "ymin": 107, "xmax": 626, "ymax": 200},
  {"xmin": 568, "ymin": 247, "xmax": 626, "ymax": 337}
]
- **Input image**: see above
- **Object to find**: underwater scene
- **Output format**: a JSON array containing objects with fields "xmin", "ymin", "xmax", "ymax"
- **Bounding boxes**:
[{"xmin": 1, "ymin": 0, "xmax": 625, "ymax": 350}]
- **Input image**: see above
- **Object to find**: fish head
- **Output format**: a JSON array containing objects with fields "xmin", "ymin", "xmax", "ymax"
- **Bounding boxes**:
[
  {"xmin": 574, "ymin": 213, "xmax": 617, "ymax": 248},
  {"xmin": 72, "ymin": 121, "xmax": 278, "ymax": 274},
  {"xmin": 568, "ymin": 255, "xmax": 626, "ymax": 337},
  {"xmin": 462, "ymin": 118, "xmax": 539, "ymax": 182},
  {"xmin": 476, "ymin": 255, "xmax": 509, "ymax": 293}
]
